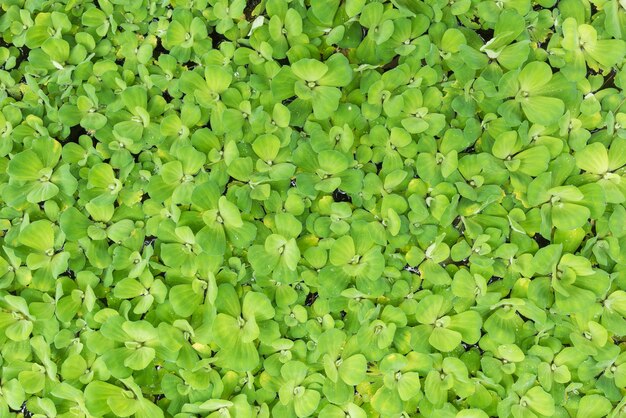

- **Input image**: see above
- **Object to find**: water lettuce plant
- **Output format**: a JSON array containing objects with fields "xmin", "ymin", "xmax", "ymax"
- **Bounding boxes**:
[{"xmin": 1, "ymin": 0, "xmax": 626, "ymax": 417}]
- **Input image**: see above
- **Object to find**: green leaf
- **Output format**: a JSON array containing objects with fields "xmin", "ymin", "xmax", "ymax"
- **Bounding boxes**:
[
  {"xmin": 415, "ymin": 294, "xmax": 445, "ymax": 325},
  {"xmin": 319, "ymin": 54, "xmax": 353, "ymax": 87},
  {"xmin": 42, "ymin": 37, "xmax": 70, "ymax": 63},
  {"xmin": 180, "ymin": 71, "xmax": 209, "ymax": 96},
  {"xmin": 204, "ymin": 65, "xmax": 232, "ymax": 92},
  {"xmin": 27, "ymin": 181, "xmax": 60, "ymax": 203},
  {"xmin": 294, "ymin": 389, "xmax": 321, "ymax": 417},
  {"xmin": 449, "ymin": 311, "xmax": 482, "ymax": 344},
  {"xmin": 518, "ymin": 61, "xmax": 552, "ymax": 93},
  {"xmin": 338, "ymin": 354, "xmax": 367, "ymax": 385},
  {"xmin": 82, "ymin": 7, "xmax": 107, "ymax": 26},
  {"xmin": 243, "ymin": 291, "xmax": 275, "ymax": 321},
  {"xmin": 397, "ymin": 372, "xmax": 421, "ymax": 401},
  {"xmin": 122, "ymin": 85, "xmax": 147, "ymax": 113},
  {"xmin": 18, "ymin": 370, "xmax": 45, "ymax": 393},
  {"xmin": 523, "ymin": 386, "xmax": 555, "ymax": 417},
  {"xmin": 586, "ymin": 39, "xmax": 626, "ymax": 68},
  {"xmin": 312, "ymin": 86, "xmax": 342, "ymax": 119},
  {"xmin": 521, "ymin": 96, "xmax": 564, "ymax": 125},
  {"xmin": 533, "ymin": 244, "xmax": 563, "ymax": 275},
  {"xmin": 515, "ymin": 146, "xmax": 550, "ymax": 176},
  {"xmin": 19, "ymin": 220, "xmax": 54, "ymax": 252},
  {"xmin": 114, "ymin": 278, "xmax": 146, "ymax": 299},
  {"xmin": 61, "ymin": 354, "xmax": 88, "ymax": 380},
  {"xmin": 213, "ymin": 313, "xmax": 241, "ymax": 348},
  {"xmin": 292, "ymin": 59, "xmax": 328, "ymax": 82},
  {"xmin": 56, "ymin": 296, "xmax": 81, "ymax": 322},
  {"xmin": 124, "ymin": 347, "xmax": 156, "ymax": 370},
  {"xmin": 217, "ymin": 339, "xmax": 259, "ymax": 372},
  {"xmin": 552, "ymin": 202, "xmax": 590, "ymax": 230},
  {"xmin": 7, "ymin": 150, "xmax": 43, "ymax": 181},
  {"xmin": 330, "ymin": 236, "xmax": 356, "ymax": 266},
  {"xmin": 318, "ymin": 150, "xmax": 349, "ymax": 174},
  {"xmin": 6, "ymin": 320, "xmax": 33, "ymax": 341},
  {"xmin": 576, "ymin": 394, "xmax": 612, "ymax": 418},
  {"xmin": 360, "ymin": 2, "xmax": 383, "ymax": 28},
  {"xmin": 85, "ymin": 382, "xmax": 134, "ymax": 417},
  {"xmin": 419, "ymin": 259, "xmax": 452, "ymax": 286},
  {"xmin": 169, "ymin": 284, "xmax": 203, "ymax": 317},
  {"xmin": 441, "ymin": 29, "xmax": 466, "ymax": 53},
  {"xmin": 346, "ymin": 0, "xmax": 366, "ymax": 17},
  {"xmin": 371, "ymin": 386, "xmax": 403, "ymax": 415},
  {"xmin": 59, "ymin": 207, "xmax": 90, "ymax": 240},
  {"xmin": 429, "ymin": 327, "xmax": 463, "ymax": 352},
  {"xmin": 197, "ymin": 224, "xmax": 226, "ymax": 256},
  {"xmin": 218, "ymin": 196, "xmax": 243, "ymax": 228},
  {"xmin": 576, "ymin": 142, "xmax": 609, "ymax": 174},
  {"xmin": 253, "ymin": 134, "xmax": 281, "ymax": 162},
  {"xmin": 88, "ymin": 163, "xmax": 117, "ymax": 189}
]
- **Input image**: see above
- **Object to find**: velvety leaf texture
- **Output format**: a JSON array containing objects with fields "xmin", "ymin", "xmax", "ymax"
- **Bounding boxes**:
[{"xmin": 0, "ymin": 0, "xmax": 625, "ymax": 416}]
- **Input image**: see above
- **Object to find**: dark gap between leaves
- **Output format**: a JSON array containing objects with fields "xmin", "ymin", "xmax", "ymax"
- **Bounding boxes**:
[
  {"xmin": 225, "ymin": 176, "xmax": 236, "ymax": 188},
  {"xmin": 275, "ymin": 57, "xmax": 290, "ymax": 66},
  {"xmin": 462, "ymin": 343, "xmax": 484, "ymax": 354},
  {"xmin": 332, "ymin": 189, "xmax": 352, "ymax": 203},
  {"xmin": 12, "ymin": 402, "xmax": 32, "ymax": 418},
  {"xmin": 153, "ymin": 37, "xmax": 168, "ymax": 57},
  {"xmin": 66, "ymin": 125, "xmax": 87, "ymax": 144},
  {"xmin": 404, "ymin": 264, "xmax": 419, "ymax": 274},
  {"xmin": 532, "ymin": 234, "xmax": 550, "ymax": 248},
  {"xmin": 453, "ymin": 216, "xmax": 464, "ymax": 231},
  {"xmin": 336, "ymin": 47, "xmax": 351, "ymax": 58},
  {"xmin": 244, "ymin": 0, "xmax": 262, "ymax": 20},
  {"xmin": 208, "ymin": 29, "xmax": 226, "ymax": 49},
  {"xmin": 590, "ymin": 221, "xmax": 597, "ymax": 236},
  {"xmin": 382, "ymin": 55, "xmax": 400, "ymax": 71},
  {"xmin": 487, "ymin": 276, "xmax": 502, "ymax": 285},
  {"xmin": 144, "ymin": 235, "xmax": 157, "ymax": 247},
  {"xmin": 452, "ymin": 259, "xmax": 469, "ymax": 267},
  {"xmin": 476, "ymin": 27, "xmax": 494, "ymax": 43},
  {"xmin": 4, "ymin": 45, "xmax": 31, "ymax": 69},
  {"xmin": 305, "ymin": 292, "xmax": 318, "ymax": 306},
  {"xmin": 533, "ymin": 3, "xmax": 557, "ymax": 11},
  {"xmin": 599, "ymin": 69, "xmax": 617, "ymax": 90}
]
